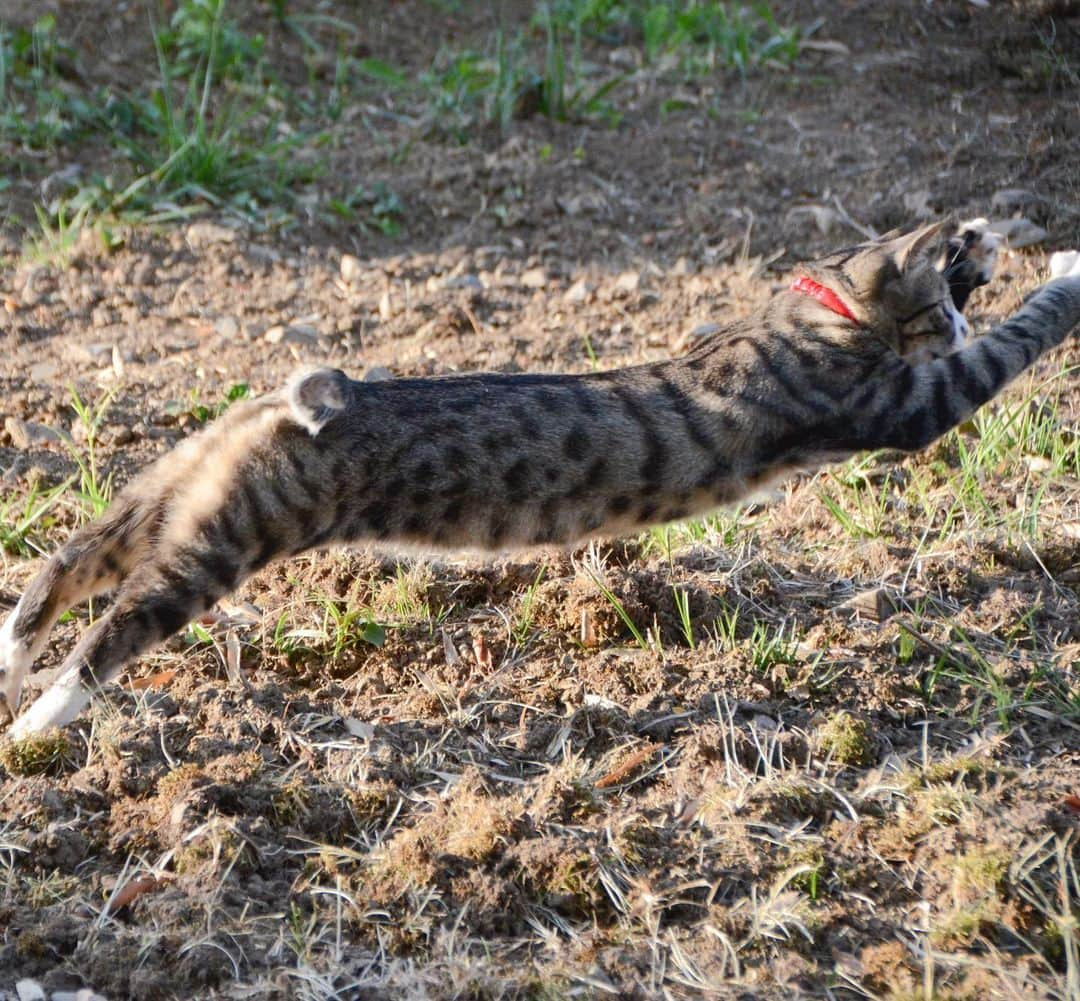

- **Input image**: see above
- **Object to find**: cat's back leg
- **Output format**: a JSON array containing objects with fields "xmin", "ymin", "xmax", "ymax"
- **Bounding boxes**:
[
  {"xmin": 5, "ymin": 394, "xmax": 344, "ymax": 736},
  {"xmin": 0, "ymin": 391, "xmax": 296, "ymax": 722},
  {"xmin": 5, "ymin": 543, "xmax": 240, "ymax": 737},
  {"xmin": 0, "ymin": 491, "xmax": 164, "ymax": 719}
]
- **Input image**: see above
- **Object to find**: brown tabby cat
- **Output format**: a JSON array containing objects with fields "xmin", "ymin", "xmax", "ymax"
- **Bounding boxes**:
[{"xmin": 2, "ymin": 221, "xmax": 1078, "ymax": 737}]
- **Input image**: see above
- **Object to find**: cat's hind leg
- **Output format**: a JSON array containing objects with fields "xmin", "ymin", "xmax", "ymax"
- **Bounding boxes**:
[
  {"xmin": 6, "ymin": 544, "xmax": 238, "ymax": 738},
  {"xmin": 0, "ymin": 494, "xmax": 162, "ymax": 721}
]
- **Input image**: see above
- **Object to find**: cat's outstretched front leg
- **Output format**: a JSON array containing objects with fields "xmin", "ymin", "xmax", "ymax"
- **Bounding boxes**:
[{"xmin": 858, "ymin": 262, "xmax": 1080, "ymax": 452}]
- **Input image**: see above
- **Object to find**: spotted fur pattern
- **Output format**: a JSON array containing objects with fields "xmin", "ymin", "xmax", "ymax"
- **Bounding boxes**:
[{"xmin": 3, "ymin": 222, "xmax": 1079, "ymax": 736}]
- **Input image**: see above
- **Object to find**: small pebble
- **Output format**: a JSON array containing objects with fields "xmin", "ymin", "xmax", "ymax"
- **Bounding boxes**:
[
  {"xmin": 5, "ymin": 417, "xmax": 62, "ymax": 449},
  {"xmin": 215, "ymin": 316, "xmax": 240, "ymax": 339},
  {"xmin": 564, "ymin": 279, "xmax": 590, "ymax": 304},
  {"xmin": 688, "ymin": 322, "xmax": 720, "ymax": 340},
  {"xmin": 29, "ymin": 361, "xmax": 59, "ymax": 382},
  {"xmin": 444, "ymin": 273, "xmax": 483, "ymax": 291},
  {"xmin": 340, "ymin": 253, "xmax": 363, "ymax": 285},
  {"xmin": 265, "ymin": 324, "xmax": 319, "ymax": 346},
  {"xmin": 520, "ymin": 267, "xmax": 547, "ymax": 289},
  {"xmin": 185, "ymin": 221, "xmax": 238, "ymax": 250}
]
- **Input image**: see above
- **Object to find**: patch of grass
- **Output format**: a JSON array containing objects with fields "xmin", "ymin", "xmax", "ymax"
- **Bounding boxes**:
[
  {"xmin": 0, "ymin": 14, "xmax": 96, "ymax": 152},
  {"xmin": 921, "ymin": 627, "xmax": 1019, "ymax": 728},
  {"xmin": 26, "ymin": 871, "xmax": 82, "ymax": 907},
  {"xmin": 272, "ymin": 777, "xmax": 313, "ymax": 826},
  {"xmin": 181, "ymin": 381, "xmax": 250, "ymax": 423},
  {"xmin": 671, "ymin": 584, "xmax": 695, "ymax": 648},
  {"xmin": 157, "ymin": 0, "xmax": 265, "ymax": 81},
  {"xmin": 1013, "ymin": 834, "xmax": 1080, "ymax": 988},
  {"xmin": 0, "ymin": 731, "xmax": 72, "ymax": 776},
  {"xmin": 21, "ymin": 198, "xmax": 95, "ymax": 267},
  {"xmin": 9, "ymin": 0, "xmax": 325, "ymax": 241},
  {"xmin": 646, "ymin": 505, "xmax": 749, "ymax": 552},
  {"xmin": 369, "ymin": 773, "xmax": 521, "ymax": 891},
  {"xmin": 173, "ymin": 820, "xmax": 250, "ymax": 875},
  {"xmin": 586, "ymin": 568, "xmax": 649, "ymax": 651},
  {"xmin": 749, "ymin": 618, "xmax": 799, "ymax": 673},
  {"xmin": 784, "ymin": 843, "xmax": 827, "ymax": 900},
  {"xmin": 710, "ymin": 600, "xmax": 740, "ymax": 650},
  {"xmin": 423, "ymin": 40, "xmax": 527, "ymax": 138},
  {"xmin": 930, "ymin": 367, "xmax": 1080, "ymax": 543},
  {"xmin": 814, "ymin": 711, "xmax": 873, "ymax": 766},
  {"xmin": 65, "ymin": 386, "xmax": 115, "ymax": 522},
  {"xmin": 325, "ymin": 181, "xmax": 404, "ymax": 236},
  {"xmin": 315, "ymin": 594, "xmax": 386, "ymax": 657},
  {"xmin": 929, "ymin": 896, "xmax": 1002, "ymax": 948},
  {"xmin": 426, "ymin": 0, "xmax": 819, "ymax": 136},
  {"xmin": 544, "ymin": 0, "xmax": 800, "ymax": 75},
  {"xmin": 0, "ymin": 476, "xmax": 73, "ymax": 557},
  {"xmin": 512, "ymin": 566, "xmax": 546, "ymax": 648},
  {"xmin": 953, "ymin": 846, "xmax": 1009, "ymax": 899}
]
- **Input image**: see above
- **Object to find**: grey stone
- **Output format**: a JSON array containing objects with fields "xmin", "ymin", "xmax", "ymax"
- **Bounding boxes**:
[
  {"xmin": 991, "ymin": 188, "xmax": 1041, "ymax": 212},
  {"xmin": 265, "ymin": 323, "xmax": 319, "ymax": 346},
  {"xmin": 444, "ymin": 273, "xmax": 484, "ymax": 291},
  {"xmin": 5, "ymin": 417, "xmax": 62, "ymax": 449},
  {"xmin": 688, "ymin": 322, "xmax": 720, "ymax": 340},
  {"xmin": 986, "ymin": 217, "xmax": 1048, "ymax": 249},
  {"xmin": 28, "ymin": 360, "xmax": 59, "ymax": 381},
  {"xmin": 215, "ymin": 316, "xmax": 240, "ymax": 339}
]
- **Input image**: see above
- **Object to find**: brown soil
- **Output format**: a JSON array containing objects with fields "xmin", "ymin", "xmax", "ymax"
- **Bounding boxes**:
[{"xmin": 1, "ymin": 1, "xmax": 1079, "ymax": 998}]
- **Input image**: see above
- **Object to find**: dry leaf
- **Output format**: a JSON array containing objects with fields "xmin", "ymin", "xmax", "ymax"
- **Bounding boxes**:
[
  {"xmin": 129, "ymin": 670, "xmax": 177, "ymax": 691},
  {"xmin": 595, "ymin": 742, "xmax": 662, "ymax": 788},
  {"xmin": 472, "ymin": 633, "xmax": 492, "ymax": 670},
  {"xmin": 343, "ymin": 717, "xmax": 375, "ymax": 740},
  {"xmin": 224, "ymin": 630, "xmax": 244, "ymax": 686},
  {"xmin": 105, "ymin": 874, "xmax": 168, "ymax": 915},
  {"xmin": 442, "ymin": 629, "xmax": 460, "ymax": 665}
]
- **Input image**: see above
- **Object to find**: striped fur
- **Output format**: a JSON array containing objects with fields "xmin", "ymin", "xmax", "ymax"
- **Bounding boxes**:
[{"xmin": 2, "ymin": 223, "xmax": 1079, "ymax": 736}]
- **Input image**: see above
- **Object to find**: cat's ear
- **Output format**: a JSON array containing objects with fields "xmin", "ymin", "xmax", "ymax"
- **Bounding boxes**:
[{"xmin": 889, "ymin": 221, "xmax": 948, "ymax": 271}]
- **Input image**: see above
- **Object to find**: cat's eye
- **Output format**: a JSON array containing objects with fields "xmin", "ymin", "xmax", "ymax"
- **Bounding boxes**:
[{"xmin": 898, "ymin": 300, "xmax": 943, "ymax": 325}]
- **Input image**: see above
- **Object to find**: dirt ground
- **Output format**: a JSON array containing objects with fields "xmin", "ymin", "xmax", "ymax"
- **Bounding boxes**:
[{"xmin": 1, "ymin": 0, "xmax": 1079, "ymax": 998}]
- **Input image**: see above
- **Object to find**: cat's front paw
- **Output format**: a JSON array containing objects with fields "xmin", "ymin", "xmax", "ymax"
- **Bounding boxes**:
[{"xmin": 1050, "ymin": 250, "xmax": 1080, "ymax": 280}]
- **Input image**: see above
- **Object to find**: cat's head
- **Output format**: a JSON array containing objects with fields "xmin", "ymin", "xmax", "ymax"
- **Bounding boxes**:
[{"xmin": 792, "ymin": 222, "xmax": 969, "ymax": 363}]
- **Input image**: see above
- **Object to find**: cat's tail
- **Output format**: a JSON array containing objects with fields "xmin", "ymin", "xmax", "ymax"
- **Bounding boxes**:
[{"xmin": 286, "ymin": 367, "xmax": 351, "ymax": 435}]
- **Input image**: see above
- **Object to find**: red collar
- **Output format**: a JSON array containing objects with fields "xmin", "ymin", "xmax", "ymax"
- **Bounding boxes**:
[{"xmin": 790, "ymin": 275, "xmax": 859, "ymax": 324}]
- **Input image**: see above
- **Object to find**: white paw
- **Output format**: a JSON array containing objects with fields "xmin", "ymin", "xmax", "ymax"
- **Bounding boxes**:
[
  {"xmin": 7, "ymin": 667, "xmax": 89, "ymax": 738},
  {"xmin": 0, "ymin": 610, "xmax": 33, "ymax": 722},
  {"xmin": 1050, "ymin": 250, "xmax": 1080, "ymax": 280},
  {"xmin": 957, "ymin": 218, "xmax": 1002, "ymax": 284}
]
